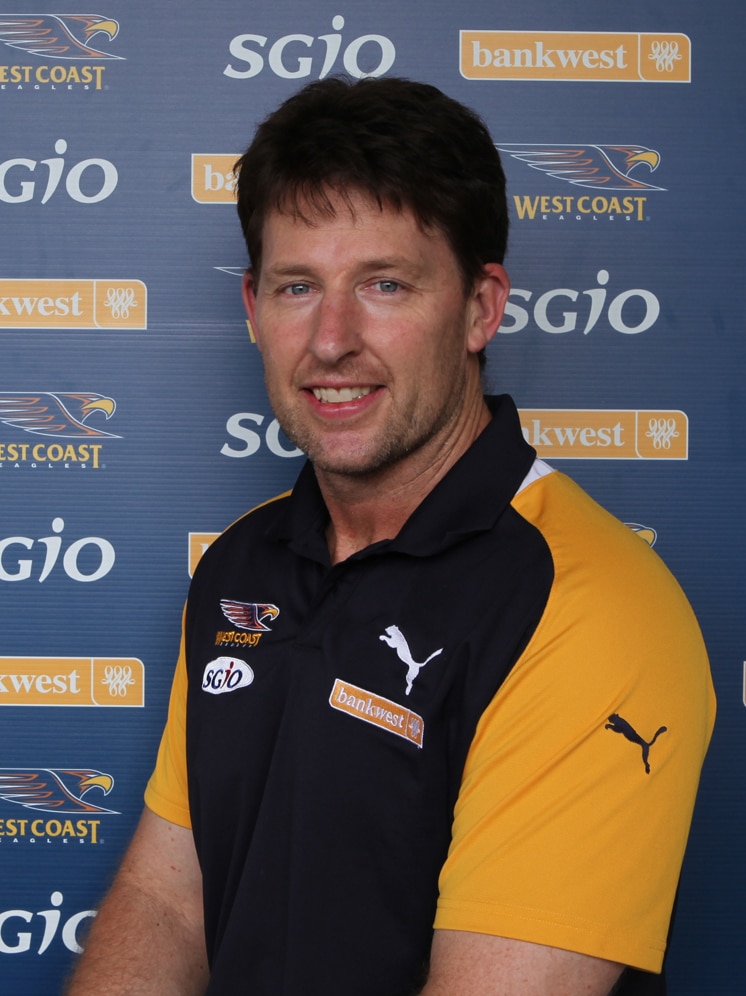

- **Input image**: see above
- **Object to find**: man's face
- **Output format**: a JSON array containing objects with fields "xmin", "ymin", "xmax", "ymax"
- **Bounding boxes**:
[{"xmin": 244, "ymin": 190, "xmax": 507, "ymax": 482}]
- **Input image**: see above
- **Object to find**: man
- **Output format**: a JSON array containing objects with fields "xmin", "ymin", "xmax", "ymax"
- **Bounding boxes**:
[{"xmin": 68, "ymin": 77, "xmax": 715, "ymax": 995}]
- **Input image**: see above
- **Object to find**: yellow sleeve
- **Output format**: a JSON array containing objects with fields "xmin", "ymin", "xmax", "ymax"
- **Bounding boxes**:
[
  {"xmin": 434, "ymin": 472, "xmax": 715, "ymax": 973},
  {"xmin": 144, "ymin": 614, "xmax": 192, "ymax": 829}
]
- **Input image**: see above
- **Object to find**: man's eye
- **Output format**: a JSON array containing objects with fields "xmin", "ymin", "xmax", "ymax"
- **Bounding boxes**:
[
  {"xmin": 376, "ymin": 280, "xmax": 400, "ymax": 293},
  {"xmin": 284, "ymin": 283, "xmax": 310, "ymax": 296}
]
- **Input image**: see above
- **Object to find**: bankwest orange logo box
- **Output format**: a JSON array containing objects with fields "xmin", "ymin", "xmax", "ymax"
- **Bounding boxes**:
[
  {"xmin": 330, "ymin": 678, "xmax": 424, "ymax": 748},
  {"xmin": 192, "ymin": 155, "xmax": 238, "ymax": 203},
  {"xmin": 0, "ymin": 657, "xmax": 144, "ymax": 706},
  {"xmin": 0, "ymin": 279, "xmax": 146, "ymax": 329},
  {"xmin": 519, "ymin": 409, "xmax": 688, "ymax": 459},
  {"xmin": 461, "ymin": 31, "xmax": 691, "ymax": 82}
]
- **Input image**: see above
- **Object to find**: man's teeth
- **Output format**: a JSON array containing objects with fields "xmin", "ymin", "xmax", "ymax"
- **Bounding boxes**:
[{"xmin": 312, "ymin": 386, "xmax": 373, "ymax": 403}]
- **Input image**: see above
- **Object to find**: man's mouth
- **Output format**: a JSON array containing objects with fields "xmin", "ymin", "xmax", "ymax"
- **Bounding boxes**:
[{"xmin": 311, "ymin": 386, "xmax": 375, "ymax": 404}]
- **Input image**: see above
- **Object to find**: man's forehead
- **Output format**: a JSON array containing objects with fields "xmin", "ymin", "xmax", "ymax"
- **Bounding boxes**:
[{"xmin": 257, "ymin": 185, "xmax": 465, "ymax": 286}]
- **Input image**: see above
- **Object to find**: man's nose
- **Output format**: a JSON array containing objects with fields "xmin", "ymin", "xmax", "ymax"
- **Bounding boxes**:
[{"xmin": 309, "ymin": 291, "xmax": 362, "ymax": 363}]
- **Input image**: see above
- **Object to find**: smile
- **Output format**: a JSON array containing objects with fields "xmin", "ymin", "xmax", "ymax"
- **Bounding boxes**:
[{"xmin": 311, "ymin": 386, "xmax": 375, "ymax": 403}]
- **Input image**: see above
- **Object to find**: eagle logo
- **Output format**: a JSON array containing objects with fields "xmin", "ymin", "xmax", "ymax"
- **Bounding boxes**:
[
  {"xmin": 0, "ymin": 392, "xmax": 119, "ymax": 438},
  {"xmin": 220, "ymin": 599, "xmax": 280, "ymax": 633},
  {"xmin": 0, "ymin": 767, "xmax": 117, "ymax": 814},
  {"xmin": 497, "ymin": 144, "xmax": 664, "ymax": 191},
  {"xmin": 0, "ymin": 14, "xmax": 122, "ymax": 60}
]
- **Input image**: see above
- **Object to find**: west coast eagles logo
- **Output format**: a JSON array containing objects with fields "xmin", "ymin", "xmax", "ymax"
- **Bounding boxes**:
[
  {"xmin": 215, "ymin": 600, "xmax": 280, "ymax": 649},
  {"xmin": 0, "ymin": 14, "xmax": 123, "ymax": 60},
  {"xmin": 497, "ymin": 144, "xmax": 664, "ymax": 191},
  {"xmin": 0, "ymin": 767, "xmax": 117, "ymax": 814},
  {"xmin": 0, "ymin": 392, "xmax": 118, "ymax": 438},
  {"xmin": 220, "ymin": 599, "xmax": 279, "ymax": 632}
]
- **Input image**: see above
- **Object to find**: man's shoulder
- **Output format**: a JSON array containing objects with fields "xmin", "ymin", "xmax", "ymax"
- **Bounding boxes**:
[
  {"xmin": 514, "ymin": 467, "xmax": 647, "ymax": 557},
  {"xmin": 513, "ymin": 468, "xmax": 701, "ymax": 640}
]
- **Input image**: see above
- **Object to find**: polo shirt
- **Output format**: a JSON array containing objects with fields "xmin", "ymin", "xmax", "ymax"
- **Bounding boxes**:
[{"xmin": 146, "ymin": 394, "xmax": 715, "ymax": 995}]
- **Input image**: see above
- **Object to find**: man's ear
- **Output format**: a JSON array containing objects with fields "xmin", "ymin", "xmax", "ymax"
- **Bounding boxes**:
[
  {"xmin": 466, "ymin": 263, "xmax": 510, "ymax": 355},
  {"xmin": 241, "ymin": 270, "xmax": 260, "ymax": 347}
]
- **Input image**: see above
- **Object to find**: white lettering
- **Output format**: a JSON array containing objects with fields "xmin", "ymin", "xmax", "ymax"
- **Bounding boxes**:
[
  {"xmin": 534, "ymin": 288, "xmax": 579, "ymax": 333},
  {"xmin": 607, "ymin": 288, "xmax": 660, "ymax": 334},
  {"xmin": 224, "ymin": 16, "xmax": 395, "ymax": 81},
  {"xmin": 522, "ymin": 419, "xmax": 625, "ymax": 449},
  {"xmin": 0, "ymin": 910, "xmax": 32, "ymax": 953},
  {"xmin": 0, "ymin": 519, "xmax": 115, "ymax": 583},
  {"xmin": 269, "ymin": 34, "xmax": 314, "ymax": 79},
  {"xmin": 223, "ymin": 34, "xmax": 267, "ymax": 78},
  {"xmin": 0, "ymin": 159, "xmax": 36, "ymax": 202},
  {"xmin": 221, "ymin": 412, "xmax": 263, "ymax": 457},
  {"xmin": 0, "ymin": 892, "xmax": 96, "ymax": 955},
  {"xmin": 0, "ymin": 139, "xmax": 117, "ymax": 205},
  {"xmin": 221, "ymin": 413, "xmax": 302, "ymax": 459},
  {"xmin": 470, "ymin": 41, "xmax": 627, "ymax": 72},
  {"xmin": 498, "ymin": 271, "xmax": 660, "ymax": 336},
  {"xmin": 0, "ymin": 537, "xmax": 33, "ymax": 580},
  {"xmin": 65, "ymin": 158, "xmax": 118, "ymax": 204}
]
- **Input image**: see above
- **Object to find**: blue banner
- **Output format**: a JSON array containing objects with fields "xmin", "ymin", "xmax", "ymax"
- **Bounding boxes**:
[{"xmin": 1, "ymin": 2, "xmax": 743, "ymax": 992}]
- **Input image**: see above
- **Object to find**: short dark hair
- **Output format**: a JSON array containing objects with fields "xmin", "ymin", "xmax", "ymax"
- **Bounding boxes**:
[{"xmin": 234, "ymin": 76, "xmax": 508, "ymax": 289}]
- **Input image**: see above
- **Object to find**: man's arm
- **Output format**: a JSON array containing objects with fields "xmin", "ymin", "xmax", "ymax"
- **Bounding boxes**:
[
  {"xmin": 65, "ymin": 805, "xmax": 208, "ymax": 996},
  {"xmin": 421, "ymin": 930, "xmax": 624, "ymax": 995}
]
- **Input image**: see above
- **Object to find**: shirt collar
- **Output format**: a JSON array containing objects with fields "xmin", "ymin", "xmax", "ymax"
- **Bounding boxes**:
[{"xmin": 266, "ymin": 395, "xmax": 536, "ymax": 564}]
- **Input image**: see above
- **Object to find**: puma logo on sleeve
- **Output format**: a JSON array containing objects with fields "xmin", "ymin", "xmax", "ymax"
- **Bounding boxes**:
[{"xmin": 605, "ymin": 713, "xmax": 668, "ymax": 774}]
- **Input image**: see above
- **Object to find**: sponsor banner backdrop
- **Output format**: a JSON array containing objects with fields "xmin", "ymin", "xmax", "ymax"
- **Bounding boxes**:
[{"xmin": 0, "ymin": 1, "xmax": 743, "ymax": 992}]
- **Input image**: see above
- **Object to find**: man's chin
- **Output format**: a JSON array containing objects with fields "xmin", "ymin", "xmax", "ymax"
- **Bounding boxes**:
[
  {"xmin": 305, "ymin": 435, "xmax": 409, "ymax": 479},
  {"xmin": 309, "ymin": 451, "xmax": 393, "ymax": 479}
]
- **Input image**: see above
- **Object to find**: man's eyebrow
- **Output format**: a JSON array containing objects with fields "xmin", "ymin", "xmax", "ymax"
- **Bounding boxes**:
[
  {"xmin": 262, "ymin": 264, "xmax": 315, "ymax": 278},
  {"xmin": 360, "ymin": 257, "xmax": 425, "ymax": 274},
  {"xmin": 341, "ymin": 257, "xmax": 429, "ymax": 283}
]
